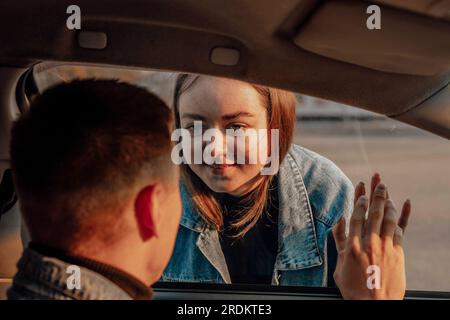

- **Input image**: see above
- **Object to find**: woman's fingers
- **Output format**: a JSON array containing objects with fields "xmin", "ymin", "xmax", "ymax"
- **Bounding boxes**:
[
  {"xmin": 354, "ymin": 181, "xmax": 366, "ymax": 206},
  {"xmin": 345, "ymin": 175, "xmax": 410, "ymax": 250},
  {"xmin": 380, "ymin": 199, "xmax": 398, "ymax": 241},
  {"xmin": 332, "ymin": 217, "xmax": 347, "ymax": 252},
  {"xmin": 370, "ymin": 173, "xmax": 381, "ymax": 205},
  {"xmin": 365, "ymin": 183, "xmax": 387, "ymax": 236},
  {"xmin": 398, "ymin": 200, "xmax": 411, "ymax": 231},
  {"xmin": 348, "ymin": 195, "xmax": 368, "ymax": 242},
  {"xmin": 333, "ymin": 181, "xmax": 366, "ymax": 253},
  {"xmin": 394, "ymin": 200, "xmax": 411, "ymax": 247},
  {"xmin": 353, "ymin": 173, "xmax": 410, "ymax": 248},
  {"xmin": 393, "ymin": 226, "xmax": 404, "ymax": 247}
]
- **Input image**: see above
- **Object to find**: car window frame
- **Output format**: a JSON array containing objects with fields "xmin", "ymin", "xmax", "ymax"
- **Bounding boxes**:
[{"xmin": 16, "ymin": 63, "xmax": 450, "ymax": 300}]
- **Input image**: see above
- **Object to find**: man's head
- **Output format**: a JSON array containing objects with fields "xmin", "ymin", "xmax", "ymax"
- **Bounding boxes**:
[{"xmin": 10, "ymin": 79, "xmax": 181, "ymax": 284}]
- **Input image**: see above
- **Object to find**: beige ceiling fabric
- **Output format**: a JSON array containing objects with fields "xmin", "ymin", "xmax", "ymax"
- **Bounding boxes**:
[
  {"xmin": 374, "ymin": 0, "xmax": 450, "ymax": 21},
  {"xmin": 294, "ymin": 1, "xmax": 450, "ymax": 76}
]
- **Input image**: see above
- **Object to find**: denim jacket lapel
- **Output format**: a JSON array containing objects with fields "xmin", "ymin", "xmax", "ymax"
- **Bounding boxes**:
[
  {"xmin": 179, "ymin": 183, "xmax": 231, "ymax": 283},
  {"xmin": 196, "ymin": 228, "xmax": 232, "ymax": 284}
]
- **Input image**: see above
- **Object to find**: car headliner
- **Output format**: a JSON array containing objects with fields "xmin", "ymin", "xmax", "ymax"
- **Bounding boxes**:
[{"xmin": 0, "ymin": 0, "xmax": 449, "ymax": 141}]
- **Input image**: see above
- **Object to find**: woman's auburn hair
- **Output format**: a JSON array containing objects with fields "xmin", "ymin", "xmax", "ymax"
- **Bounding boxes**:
[{"xmin": 173, "ymin": 74, "xmax": 296, "ymax": 238}]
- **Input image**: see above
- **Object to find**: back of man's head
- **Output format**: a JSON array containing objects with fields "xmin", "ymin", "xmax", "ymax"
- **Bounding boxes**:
[{"xmin": 10, "ymin": 79, "xmax": 175, "ymax": 250}]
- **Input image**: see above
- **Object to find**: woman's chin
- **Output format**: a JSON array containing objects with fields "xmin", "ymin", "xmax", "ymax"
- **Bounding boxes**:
[{"xmin": 206, "ymin": 182, "xmax": 237, "ymax": 194}]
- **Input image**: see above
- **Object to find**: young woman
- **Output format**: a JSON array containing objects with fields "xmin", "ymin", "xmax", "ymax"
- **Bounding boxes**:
[{"xmin": 162, "ymin": 74, "xmax": 355, "ymax": 287}]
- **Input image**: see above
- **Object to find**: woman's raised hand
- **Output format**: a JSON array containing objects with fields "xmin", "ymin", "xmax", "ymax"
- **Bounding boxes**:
[{"xmin": 332, "ymin": 173, "xmax": 411, "ymax": 300}]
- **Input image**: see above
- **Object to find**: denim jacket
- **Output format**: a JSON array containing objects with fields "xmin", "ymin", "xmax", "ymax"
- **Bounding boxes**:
[{"xmin": 162, "ymin": 144, "xmax": 354, "ymax": 287}]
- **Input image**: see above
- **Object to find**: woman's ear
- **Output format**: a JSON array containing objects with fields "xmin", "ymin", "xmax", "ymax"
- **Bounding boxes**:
[{"xmin": 135, "ymin": 185, "xmax": 160, "ymax": 241}]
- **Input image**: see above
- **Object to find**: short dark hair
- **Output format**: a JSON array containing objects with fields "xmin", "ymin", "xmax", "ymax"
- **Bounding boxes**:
[{"xmin": 10, "ymin": 79, "xmax": 174, "ymax": 248}]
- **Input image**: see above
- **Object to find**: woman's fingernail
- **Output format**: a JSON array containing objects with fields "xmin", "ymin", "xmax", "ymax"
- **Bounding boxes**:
[
  {"xmin": 386, "ymin": 198, "xmax": 395, "ymax": 207},
  {"xmin": 358, "ymin": 195, "xmax": 368, "ymax": 207}
]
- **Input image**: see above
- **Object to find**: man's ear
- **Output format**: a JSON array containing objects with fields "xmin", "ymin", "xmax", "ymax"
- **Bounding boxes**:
[{"xmin": 135, "ymin": 185, "xmax": 160, "ymax": 241}]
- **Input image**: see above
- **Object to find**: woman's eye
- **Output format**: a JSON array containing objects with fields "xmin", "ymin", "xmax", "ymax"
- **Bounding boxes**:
[
  {"xmin": 228, "ymin": 124, "xmax": 246, "ymax": 130},
  {"xmin": 184, "ymin": 125, "xmax": 203, "ymax": 136}
]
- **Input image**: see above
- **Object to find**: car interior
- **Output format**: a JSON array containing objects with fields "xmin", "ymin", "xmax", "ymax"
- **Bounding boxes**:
[{"xmin": 0, "ymin": 0, "xmax": 449, "ymax": 300}]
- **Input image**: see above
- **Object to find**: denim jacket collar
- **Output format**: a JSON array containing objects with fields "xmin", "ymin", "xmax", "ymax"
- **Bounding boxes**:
[
  {"xmin": 179, "ymin": 147, "xmax": 323, "ymax": 280},
  {"xmin": 179, "ymin": 183, "xmax": 233, "ymax": 283},
  {"xmin": 8, "ymin": 248, "xmax": 133, "ymax": 300}
]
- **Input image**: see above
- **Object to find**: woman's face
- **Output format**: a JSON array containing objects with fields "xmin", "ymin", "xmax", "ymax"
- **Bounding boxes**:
[{"xmin": 179, "ymin": 76, "xmax": 269, "ymax": 196}]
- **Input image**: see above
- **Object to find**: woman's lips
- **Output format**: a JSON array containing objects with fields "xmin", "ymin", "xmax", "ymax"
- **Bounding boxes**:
[{"xmin": 206, "ymin": 163, "xmax": 237, "ymax": 174}]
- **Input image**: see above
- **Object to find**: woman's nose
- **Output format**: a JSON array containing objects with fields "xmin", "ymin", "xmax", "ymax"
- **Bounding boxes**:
[
  {"xmin": 202, "ymin": 129, "xmax": 235, "ymax": 164},
  {"xmin": 209, "ymin": 131, "xmax": 227, "ymax": 158}
]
